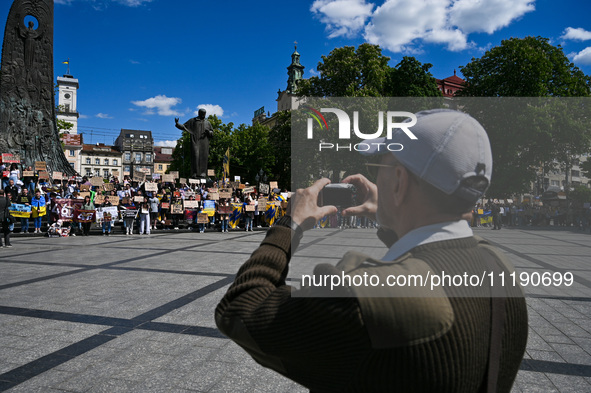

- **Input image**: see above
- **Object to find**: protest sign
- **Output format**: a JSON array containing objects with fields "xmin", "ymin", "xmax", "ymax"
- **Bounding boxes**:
[
  {"xmin": 145, "ymin": 183, "xmax": 158, "ymax": 192},
  {"xmin": 219, "ymin": 188, "xmax": 232, "ymax": 199},
  {"xmin": 245, "ymin": 204, "xmax": 255, "ymax": 212},
  {"xmin": 229, "ymin": 181, "xmax": 240, "ymax": 189},
  {"xmin": 38, "ymin": 171, "xmax": 49, "ymax": 180},
  {"xmin": 152, "ymin": 173, "xmax": 161, "ymax": 180},
  {"xmin": 112, "ymin": 170, "xmax": 120, "ymax": 178},
  {"xmin": 208, "ymin": 188, "xmax": 218, "ymax": 193},
  {"xmin": 270, "ymin": 181, "xmax": 278, "ymax": 190},
  {"xmin": 2, "ymin": 171, "xmax": 9, "ymax": 178},
  {"xmin": 103, "ymin": 183, "xmax": 115, "ymax": 192},
  {"xmin": 52, "ymin": 172, "xmax": 63, "ymax": 180},
  {"xmin": 234, "ymin": 176, "xmax": 241, "ymax": 182},
  {"xmin": 90, "ymin": 177, "xmax": 104, "ymax": 187},
  {"xmin": 95, "ymin": 206, "xmax": 118, "ymax": 223},
  {"xmin": 169, "ymin": 171, "xmax": 179, "ymax": 179},
  {"xmin": 23, "ymin": 171, "xmax": 34, "ymax": 177},
  {"xmin": 133, "ymin": 170, "xmax": 146, "ymax": 183},
  {"xmin": 1, "ymin": 153, "xmax": 20, "ymax": 163},
  {"xmin": 9, "ymin": 203, "xmax": 32, "ymax": 218},
  {"xmin": 74, "ymin": 209, "xmax": 95, "ymax": 223},
  {"xmin": 243, "ymin": 187, "xmax": 255, "ymax": 194},
  {"xmin": 54, "ymin": 199, "xmax": 84, "ymax": 222},
  {"xmin": 238, "ymin": 184, "xmax": 246, "ymax": 190},
  {"xmin": 184, "ymin": 210, "xmax": 197, "ymax": 221},
  {"xmin": 184, "ymin": 200, "xmax": 200, "ymax": 209},
  {"xmin": 189, "ymin": 178, "xmax": 200, "ymax": 184},
  {"xmin": 179, "ymin": 177, "xmax": 186, "ymax": 184},
  {"xmin": 197, "ymin": 213, "xmax": 209, "ymax": 223},
  {"xmin": 79, "ymin": 192, "xmax": 90, "ymax": 200},
  {"xmin": 209, "ymin": 192, "xmax": 219, "ymax": 201},
  {"xmin": 203, "ymin": 200, "xmax": 216, "ymax": 217},
  {"xmin": 162, "ymin": 174, "xmax": 174, "ymax": 183},
  {"xmin": 121, "ymin": 209, "xmax": 138, "ymax": 219},
  {"xmin": 80, "ymin": 184, "xmax": 90, "ymax": 191},
  {"xmin": 134, "ymin": 196, "xmax": 145, "ymax": 203},
  {"xmin": 258, "ymin": 183, "xmax": 270, "ymax": 194},
  {"xmin": 35, "ymin": 161, "xmax": 46, "ymax": 171},
  {"xmin": 171, "ymin": 203, "xmax": 184, "ymax": 215},
  {"xmin": 218, "ymin": 205, "xmax": 233, "ymax": 215},
  {"xmin": 258, "ymin": 198, "xmax": 267, "ymax": 211},
  {"xmin": 161, "ymin": 202, "xmax": 170, "ymax": 209},
  {"xmin": 207, "ymin": 169, "xmax": 215, "ymax": 177}
]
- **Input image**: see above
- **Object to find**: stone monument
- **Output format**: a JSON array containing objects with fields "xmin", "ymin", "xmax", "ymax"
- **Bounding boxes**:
[
  {"xmin": 0, "ymin": 0, "xmax": 75, "ymax": 175},
  {"xmin": 175, "ymin": 108, "xmax": 214, "ymax": 178}
]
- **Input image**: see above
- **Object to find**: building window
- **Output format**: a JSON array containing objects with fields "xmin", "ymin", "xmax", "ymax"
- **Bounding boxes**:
[
  {"xmin": 95, "ymin": 169, "xmax": 100, "ymax": 177},
  {"xmin": 103, "ymin": 169, "xmax": 110, "ymax": 178},
  {"xmin": 86, "ymin": 157, "xmax": 91, "ymax": 164},
  {"xmin": 158, "ymin": 164, "xmax": 163, "ymax": 171},
  {"xmin": 95, "ymin": 158, "xmax": 100, "ymax": 165},
  {"xmin": 113, "ymin": 159, "xmax": 118, "ymax": 166},
  {"xmin": 572, "ymin": 170, "xmax": 580, "ymax": 178},
  {"xmin": 103, "ymin": 158, "xmax": 108, "ymax": 165},
  {"xmin": 124, "ymin": 166, "xmax": 130, "ymax": 173},
  {"xmin": 551, "ymin": 180, "xmax": 560, "ymax": 187},
  {"xmin": 145, "ymin": 153, "xmax": 152, "ymax": 163},
  {"xmin": 85, "ymin": 168, "xmax": 92, "ymax": 176},
  {"xmin": 70, "ymin": 162, "xmax": 75, "ymax": 168},
  {"xmin": 124, "ymin": 153, "xmax": 131, "ymax": 161},
  {"xmin": 69, "ymin": 150, "xmax": 75, "ymax": 157},
  {"xmin": 135, "ymin": 153, "xmax": 142, "ymax": 163}
]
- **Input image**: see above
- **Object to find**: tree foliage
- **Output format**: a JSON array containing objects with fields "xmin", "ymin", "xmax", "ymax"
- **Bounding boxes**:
[
  {"xmin": 297, "ymin": 44, "xmax": 440, "ymax": 98},
  {"xmin": 458, "ymin": 37, "xmax": 591, "ymax": 197}
]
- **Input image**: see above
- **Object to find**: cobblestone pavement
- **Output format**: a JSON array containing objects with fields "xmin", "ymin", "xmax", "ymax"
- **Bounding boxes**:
[{"xmin": 0, "ymin": 226, "xmax": 589, "ymax": 392}]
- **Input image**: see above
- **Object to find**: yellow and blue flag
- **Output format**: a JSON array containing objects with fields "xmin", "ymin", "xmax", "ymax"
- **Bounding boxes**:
[
  {"xmin": 229, "ymin": 202, "xmax": 243, "ymax": 229},
  {"xmin": 266, "ymin": 203, "xmax": 278, "ymax": 226}
]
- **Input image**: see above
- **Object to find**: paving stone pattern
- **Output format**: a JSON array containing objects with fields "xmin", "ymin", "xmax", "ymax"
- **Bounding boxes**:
[{"xmin": 0, "ymin": 227, "xmax": 590, "ymax": 392}]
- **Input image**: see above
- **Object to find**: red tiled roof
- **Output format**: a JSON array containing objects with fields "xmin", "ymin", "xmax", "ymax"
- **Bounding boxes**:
[{"xmin": 154, "ymin": 146, "xmax": 174, "ymax": 163}]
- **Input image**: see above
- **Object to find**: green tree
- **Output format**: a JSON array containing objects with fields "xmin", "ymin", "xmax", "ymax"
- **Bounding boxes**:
[
  {"xmin": 384, "ymin": 56, "xmax": 442, "ymax": 97},
  {"xmin": 297, "ymin": 43, "xmax": 391, "ymax": 97},
  {"xmin": 582, "ymin": 159, "xmax": 591, "ymax": 178},
  {"xmin": 459, "ymin": 36, "xmax": 591, "ymax": 97},
  {"xmin": 269, "ymin": 111, "xmax": 292, "ymax": 190},
  {"xmin": 458, "ymin": 37, "xmax": 591, "ymax": 196},
  {"xmin": 569, "ymin": 185, "xmax": 591, "ymax": 207},
  {"xmin": 231, "ymin": 122, "xmax": 274, "ymax": 182}
]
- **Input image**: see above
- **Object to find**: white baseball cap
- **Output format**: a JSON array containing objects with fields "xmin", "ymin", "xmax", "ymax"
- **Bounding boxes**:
[{"xmin": 362, "ymin": 109, "xmax": 492, "ymax": 203}]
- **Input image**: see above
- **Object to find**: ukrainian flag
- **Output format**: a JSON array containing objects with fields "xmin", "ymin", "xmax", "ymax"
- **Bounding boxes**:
[
  {"xmin": 266, "ymin": 203, "xmax": 278, "ymax": 226},
  {"xmin": 229, "ymin": 202, "xmax": 243, "ymax": 229},
  {"xmin": 480, "ymin": 211, "xmax": 493, "ymax": 225},
  {"xmin": 318, "ymin": 215, "xmax": 329, "ymax": 228},
  {"xmin": 275, "ymin": 193, "xmax": 286, "ymax": 202},
  {"xmin": 223, "ymin": 148, "xmax": 230, "ymax": 181}
]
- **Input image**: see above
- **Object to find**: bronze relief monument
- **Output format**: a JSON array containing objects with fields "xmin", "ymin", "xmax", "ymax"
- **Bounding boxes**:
[
  {"xmin": 175, "ymin": 108, "xmax": 214, "ymax": 178},
  {"xmin": 0, "ymin": 0, "xmax": 75, "ymax": 175}
]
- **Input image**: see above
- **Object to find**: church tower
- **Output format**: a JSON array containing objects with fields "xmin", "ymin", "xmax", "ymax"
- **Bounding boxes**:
[
  {"xmin": 276, "ymin": 44, "xmax": 305, "ymax": 113},
  {"xmin": 57, "ymin": 72, "xmax": 80, "ymax": 134}
]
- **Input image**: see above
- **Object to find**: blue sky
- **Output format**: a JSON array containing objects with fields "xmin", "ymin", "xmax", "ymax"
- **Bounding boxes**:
[{"xmin": 1, "ymin": 0, "xmax": 590, "ymax": 147}]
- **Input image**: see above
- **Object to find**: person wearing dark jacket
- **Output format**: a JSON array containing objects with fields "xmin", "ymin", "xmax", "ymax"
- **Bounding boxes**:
[
  {"xmin": 16, "ymin": 189, "xmax": 32, "ymax": 233},
  {"xmin": 216, "ymin": 110, "xmax": 528, "ymax": 392},
  {"xmin": 0, "ymin": 190, "xmax": 13, "ymax": 247}
]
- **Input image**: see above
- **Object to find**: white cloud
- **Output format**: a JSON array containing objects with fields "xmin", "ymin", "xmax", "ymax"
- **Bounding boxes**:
[
  {"xmin": 79, "ymin": 114, "xmax": 89, "ymax": 119},
  {"xmin": 129, "ymin": 59, "xmax": 141, "ymax": 64},
  {"xmin": 115, "ymin": 0, "xmax": 153, "ymax": 6},
  {"xmin": 55, "ymin": 0, "xmax": 152, "ymax": 7},
  {"xmin": 309, "ymin": 68, "xmax": 320, "ymax": 76},
  {"xmin": 154, "ymin": 140, "xmax": 178, "ymax": 148},
  {"xmin": 132, "ymin": 95, "xmax": 183, "ymax": 116},
  {"xmin": 195, "ymin": 104, "xmax": 224, "ymax": 118},
  {"xmin": 449, "ymin": 0, "xmax": 535, "ymax": 34},
  {"xmin": 315, "ymin": 0, "xmax": 537, "ymax": 53},
  {"xmin": 311, "ymin": 0, "xmax": 375, "ymax": 38},
  {"xmin": 571, "ymin": 47, "xmax": 591, "ymax": 65},
  {"xmin": 96, "ymin": 113, "xmax": 113, "ymax": 119},
  {"xmin": 561, "ymin": 27, "xmax": 591, "ymax": 42}
]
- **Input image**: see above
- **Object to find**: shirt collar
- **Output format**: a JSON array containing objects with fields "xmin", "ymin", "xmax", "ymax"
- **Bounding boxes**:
[{"xmin": 382, "ymin": 220, "xmax": 473, "ymax": 261}]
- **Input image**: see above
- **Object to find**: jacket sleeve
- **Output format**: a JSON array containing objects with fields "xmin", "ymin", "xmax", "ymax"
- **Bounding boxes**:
[{"xmin": 215, "ymin": 226, "xmax": 369, "ymax": 389}]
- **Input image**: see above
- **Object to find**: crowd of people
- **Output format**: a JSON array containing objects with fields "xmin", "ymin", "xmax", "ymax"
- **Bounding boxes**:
[{"xmin": 472, "ymin": 201, "xmax": 591, "ymax": 231}]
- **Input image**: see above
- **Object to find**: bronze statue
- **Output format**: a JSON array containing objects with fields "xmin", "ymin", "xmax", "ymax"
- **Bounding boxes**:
[
  {"xmin": 0, "ymin": 0, "xmax": 75, "ymax": 175},
  {"xmin": 175, "ymin": 108, "xmax": 214, "ymax": 178}
]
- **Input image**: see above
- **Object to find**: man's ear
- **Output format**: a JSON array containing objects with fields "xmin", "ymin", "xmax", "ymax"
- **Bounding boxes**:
[{"xmin": 391, "ymin": 165, "xmax": 411, "ymax": 207}]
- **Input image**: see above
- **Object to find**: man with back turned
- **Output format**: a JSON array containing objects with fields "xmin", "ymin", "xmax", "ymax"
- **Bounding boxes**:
[{"xmin": 216, "ymin": 109, "xmax": 528, "ymax": 392}]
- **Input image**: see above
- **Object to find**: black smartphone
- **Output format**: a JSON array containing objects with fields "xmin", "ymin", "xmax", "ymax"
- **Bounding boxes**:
[{"xmin": 319, "ymin": 183, "xmax": 356, "ymax": 208}]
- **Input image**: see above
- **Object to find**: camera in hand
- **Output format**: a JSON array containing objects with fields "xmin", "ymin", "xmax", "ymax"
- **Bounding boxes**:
[{"xmin": 319, "ymin": 183, "xmax": 356, "ymax": 208}]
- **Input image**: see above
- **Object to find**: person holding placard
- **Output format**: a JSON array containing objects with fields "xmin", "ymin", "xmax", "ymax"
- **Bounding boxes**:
[
  {"xmin": 218, "ymin": 198, "xmax": 230, "ymax": 233},
  {"xmin": 149, "ymin": 194, "xmax": 160, "ymax": 230},
  {"xmin": 138, "ymin": 197, "xmax": 151, "ymax": 235},
  {"xmin": 101, "ymin": 197, "xmax": 114, "ymax": 236},
  {"xmin": 16, "ymin": 188, "xmax": 32, "ymax": 233},
  {"xmin": 31, "ymin": 190, "xmax": 46, "ymax": 234},
  {"xmin": 81, "ymin": 196, "xmax": 95, "ymax": 236},
  {"xmin": 244, "ymin": 195, "xmax": 254, "ymax": 232}
]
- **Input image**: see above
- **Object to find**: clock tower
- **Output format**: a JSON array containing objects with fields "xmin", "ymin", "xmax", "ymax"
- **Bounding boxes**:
[{"xmin": 57, "ymin": 73, "xmax": 80, "ymax": 134}]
